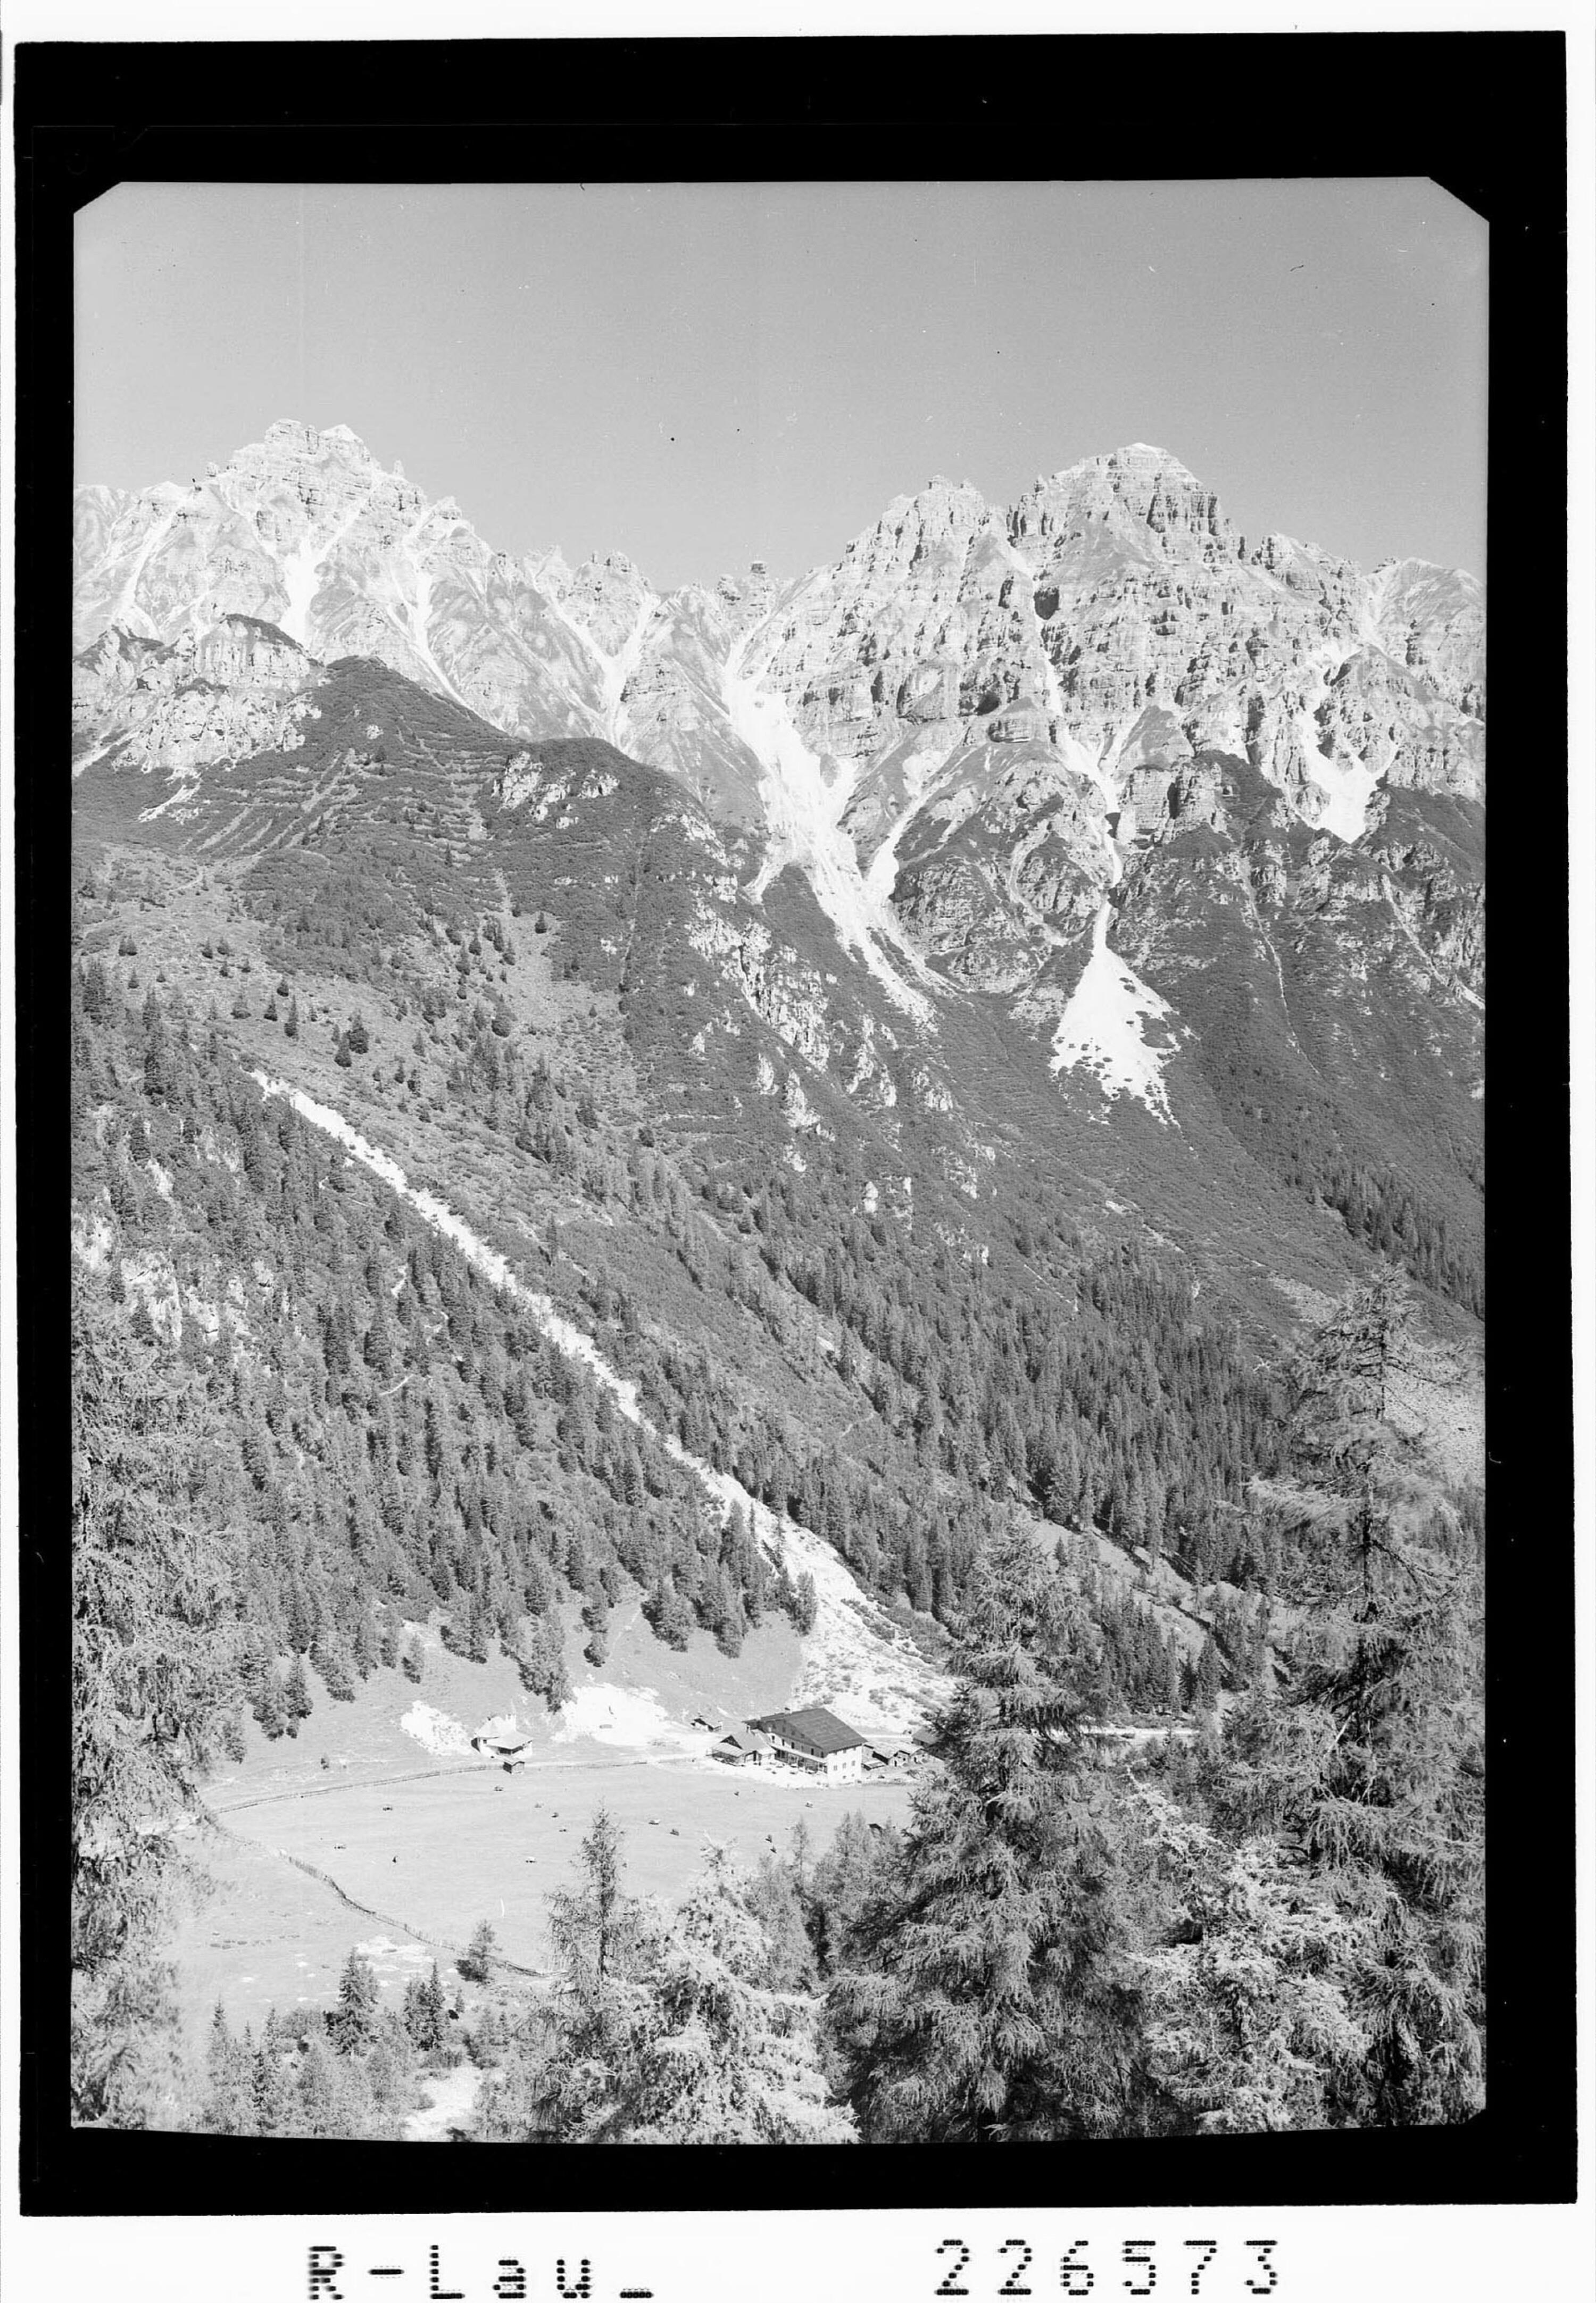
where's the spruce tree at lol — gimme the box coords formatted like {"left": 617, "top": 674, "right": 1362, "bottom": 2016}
{"left": 200, "top": 2000, "right": 259, "bottom": 2134}
{"left": 415, "top": 1963, "right": 448, "bottom": 2051}
{"left": 329, "top": 1949, "right": 381, "bottom": 2056}
{"left": 251, "top": 2031, "right": 298, "bottom": 2134}
{"left": 461, "top": 1919, "right": 498, "bottom": 1984}
{"left": 284, "top": 1653, "right": 313, "bottom": 1724}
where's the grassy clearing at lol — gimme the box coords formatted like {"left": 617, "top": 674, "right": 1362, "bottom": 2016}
{"left": 169, "top": 1615, "right": 906, "bottom": 2053}
{"left": 177, "top": 1753, "right": 912, "bottom": 2050}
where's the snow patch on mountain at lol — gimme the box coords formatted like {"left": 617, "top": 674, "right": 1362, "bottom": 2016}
{"left": 1060, "top": 725, "right": 1126, "bottom": 887}
{"left": 724, "top": 630, "right": 937, "bottom": 1028}
{"left": 1292, "top": 639, "right": 1382, "bottom": 842}
{"left": 533, "top": 569, "right": 656, "bottom": 742}
{"left": 859, "top": 733, "right": 971, "bottom": 894}
{"left": 274, "top": 485, "right": 380, "bottom": 649}
{"left": 277, "top": 535, "right": 322, "bottom": 648}
{"left": 603, "top": 597, "right": 656, "bottom": 744}
{"left": 1049, "top": 902, "right": 1177, "bottom": 1123}
{"left": 1304, "top": 750, "right": 1383, "bottom": 844}
{"left": 779, "top": 1514, "right": 942, "bottom": 1739}
{"left": 404, "top": 559, "right": 470, "bottom": 711}
{"left": 390, "top": 511, "right": 475, "bottom": 711}
{"left": 113, "top": 501, "right": 181, "bottom": 634}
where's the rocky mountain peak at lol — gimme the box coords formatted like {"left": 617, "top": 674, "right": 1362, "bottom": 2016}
{"left": 868, "top": 476, "right": 995, "bottom": 554}
{"left": 73, "top": 420, "right": 1487, "bottom": 895}
{"left": 1012, "top": 445, "right": 1234, "bottom": 573}
{"left": 257, "top": 417, "right": 379, "bottom": 465}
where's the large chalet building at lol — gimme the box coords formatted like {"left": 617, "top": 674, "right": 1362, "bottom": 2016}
{"left": 742, "top": 1706, "right": 869, "bottom": 1782}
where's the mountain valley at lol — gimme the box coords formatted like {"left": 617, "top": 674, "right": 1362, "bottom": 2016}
{"left": 68, "top": 421, "right": 1487, "bottom": 2141}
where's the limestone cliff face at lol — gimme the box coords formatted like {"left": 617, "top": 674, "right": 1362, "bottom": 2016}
{"left": 72, "top": 423, "right": 1483, "bottom": 1154}
{"left": 613, "top": 584, "right": 764, "bottom": 820}
{"left": 71, "top": 616, "right": 324, "bottom": 791}
{"left": 73, "top": 484, "right": 133, "bottom": 583}
{"left": 1370, "top": 558, "right": 1485, "bottom": 719}
{"left": 73, "top": 422, "right": 609, "bottom": 741}
{"left": 76, "top": 426, "right": 1483, "bottom": 857}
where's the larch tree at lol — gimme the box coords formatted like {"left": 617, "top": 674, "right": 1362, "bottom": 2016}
{"left": 1211, "top": 1275, "right": 1486, "bottom": 2126}
{"left": 1131, "top": 1786, "right": 1368, "bottom": 2132}
{"left": 827, "top": 1524, "right": 1152, "bottom": 2141}
{"left": 614, "top": 1843, "right": 854, "bottom": 2144}
{"left": 480, "top": 1805, "right": 655, "bottom": 2143}
{"left": 1213, "top": 1569, "right": 1485, "bottom": 2127}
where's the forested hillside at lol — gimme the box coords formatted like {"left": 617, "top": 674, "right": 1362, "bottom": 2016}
{"left": 71, "top": 914, "right": 1484, "bottom": 2134}
{"left": 65, "top": 428, "right": 1486, "bottom": 2144}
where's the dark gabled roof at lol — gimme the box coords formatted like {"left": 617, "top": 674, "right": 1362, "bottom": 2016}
{"left": 747, "top": 1706, "right": 866, "bottom": 1755}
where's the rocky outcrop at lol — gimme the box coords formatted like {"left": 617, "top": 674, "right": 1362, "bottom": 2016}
{"left": 72, "top": 422, "right": 1483, "bottom": 1151}
{"left": 76, "top": 423, "right": 1484, "bottom": 866}
{"left": 685, "top": 907, "right": 837, "bottom": 1072}
{"left": 71, "top": 615, "right": 324, "bottom": 789}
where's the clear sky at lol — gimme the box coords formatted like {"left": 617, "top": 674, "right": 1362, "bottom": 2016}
{"left": 76, "top": 178, "right": 1487, "bottom": 588}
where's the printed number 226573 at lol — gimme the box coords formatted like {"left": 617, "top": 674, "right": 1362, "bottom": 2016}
{"left": 934, "top": 2239, "right": 1279, "bottom": 2297}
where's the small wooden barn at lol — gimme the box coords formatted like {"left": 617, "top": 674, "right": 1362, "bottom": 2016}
{"left": 712, "top": 1727, "right": 775, "bottom": 1769}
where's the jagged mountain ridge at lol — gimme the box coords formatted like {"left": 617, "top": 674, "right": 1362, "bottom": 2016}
{"left": 72, "top": 421, "right": 1484, "bottom": 843}
{"left": 72, "top": 422, "right": 1484, "bottom": 1318}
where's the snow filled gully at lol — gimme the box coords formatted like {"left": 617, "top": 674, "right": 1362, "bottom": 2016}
{"left": 1037, "top": 718, "right": 1178, "bottom": 1124}
{"left": 273, "top": 484, "right": 380, "bottom": 651}
{"left": 534, "top": 578, "right": 655, "bottom": 747}
{"left": 249, "top": 1074, "right": 947, "bottom": 1737}
{"left": 721, "top": 627, "right": 938, "bottom": 1030}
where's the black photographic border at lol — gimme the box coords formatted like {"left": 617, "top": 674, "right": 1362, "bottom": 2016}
{"left": 13, "top": 25, "right": 1574, "bottom": 2218}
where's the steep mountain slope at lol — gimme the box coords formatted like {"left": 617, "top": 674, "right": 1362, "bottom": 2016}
{"left": 73, "top": 422, "right": 1484, "bottom": 1323}
{"left": 71, "top": 428, "right": 1483, "bottom": 1718}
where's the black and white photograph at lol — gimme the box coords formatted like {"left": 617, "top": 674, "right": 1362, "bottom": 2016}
{"left": 6, "top": 16, "right": 1585, "bottom": 2298}
{"left": 62, "top": 164, "right": 1497, "bottom": 2141}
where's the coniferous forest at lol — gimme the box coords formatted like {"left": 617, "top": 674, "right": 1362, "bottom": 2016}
{"left": 69, "top": 913, "right": 1485, "bottom": 2141}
